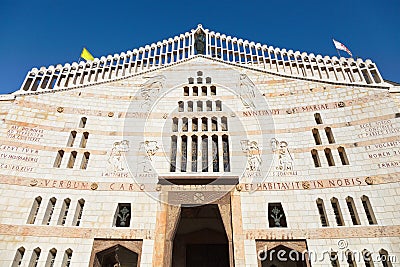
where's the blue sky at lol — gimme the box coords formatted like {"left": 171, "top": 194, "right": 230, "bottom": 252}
{"left": 0, "top": 0, "right": 399, "bottom": 94}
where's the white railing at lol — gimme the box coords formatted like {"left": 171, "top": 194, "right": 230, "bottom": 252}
{"left": 16, "top": 24, "right": 385, "bottom": 94}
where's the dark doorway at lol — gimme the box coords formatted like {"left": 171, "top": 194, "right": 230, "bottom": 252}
{"left": 94, "top": 245, "right": 138, "bottom": 267}
{"left": 172, "top": 204, "right": 230, "bottom": 267}
{"left": 260, "top": 245, "right": 308, "bottom": 267}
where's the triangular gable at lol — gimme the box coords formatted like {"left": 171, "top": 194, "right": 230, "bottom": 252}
{"left": 15, "top": 24, "right": 388, "bottom": 96}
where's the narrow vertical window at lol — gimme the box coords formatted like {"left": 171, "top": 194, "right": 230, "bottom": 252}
{"left": 330, "top": 252, "right": 339, "bottom": 267}
{"left": 11, "top": 247, "right": 25, "bottom": 267}
{"left": 172, "top": 118, "right": 178, "bottom": 132}
{"left": 170, "top": 136, "right": 177, "bottom": 172}
{"left": 192, "top": 118, "right": 198, "bottom": 131}
{"left": 184, "top": 86, "right": 189, "bottom": 96}
{"left": 54, "top": 150, "right": 64, "bottom": 168}
{"left": 181, "top": 135, "right": 188, "bottom": 172}
{"left": 114, "top": 203, "right": 131, "bottom": 227}
{"left": 338, "top": 147, "right": 349, "bottom": 165}
{"left": 346, "top": 250, "right": 356, "bottom": 267}
{"left": 79, "top": 117, "right": 87, "bottom": 128}
{"left": 314, "top": 113, "right": 323, "bottom": 124}
{"left": 58, "top": 198, "right": 71, "bottom": 226}
{"left": 206, "top": 100, "right": 212, "bottom": 111}
{"left": 361, "top": 195, "right": 377, "bottom": 225}
{"left": 197, "top": 101, "right": 203, "bottom": 112}
{"left": 43, "top": 197, "right": 57, "bottom": 225}
{"left": 45, "top": 248, "right": 57, "bottom": 267}
{"left": 211, "top": 86, "right": 216, "bottom": 95}
{"left": 67, "top": 151, "right": 77, "bottom": 168}
{"left": 312, "top": 128, "right": 322, "bottom": 145}
{"left": 202, "top": 117, "right": 208, "bottom": 131}
{"left": 193, "top": 86, "right": 198, "bottom": 96}
{"left": 80, "top": 132, "right": 89, "bottom": 148}
{"left": 331, "top": 197, "right": 344, "bottom": 226}
{"left": 201, "top": 86, "right": 207, "bottom": 96}
{"left": 182, "top": 118, "right": 188, "bottom": 132}
{"left": 62, "top": 249, "right": 73, "bottom": 267}
{"left": 222, "top": 135, "right": 230, "bottom": 172}
{"left": 346, "top": 196, "right": 360, "bottom": 225}
{"left": 311, "top": 149, "right": 321, "bottom": 167}
{"left": 211, "top": 117, "right": 218, "bottom": 131}
{"left": 221, "top": 117, "right": 228, "bottom": 131}
{"left": 188, "top": 101, "right": 193, "bottom": 112}
{"left": 212, "top": 135, "right": 219, "bottom": 172}
{"left": 268, "top": 203, "right": 287, "bottom": 227}
{"left": 80, "top": 152, "right": 90, "bottom": 169}
{"left": 216, "top": 100, "right": 222, "bottom": 111}
{"left": 362, "top": 250, "right": 374, "bottom": 267}
{"left": 27, "top": 196, "right": 42, "bottom": 224}
{"left": 72, "top": 199, "right": 85, "bottom": 226}
{"left": 325, "top": 127, "right": 335, "bottom": 143}
{"left": 379, "top": 249, "right": 392, "bottom": 267}
{"left": 316, "top": 198, "right": 329, "bottom": 227}
{"left": 66, "top": 131, "right": 77, "bottom": 147}
{"left": 192, "top": 135, "right": 198, "bottom": 172}
{"left": 178, "top": 101, "right": 184, "bottom": 112}
{"left": 325, "top": 148, "right": 335, "bottom": 166}
{"left": 29, "top": 247, "right": 41, "bottom": 267}
{"left": 202, "top": 135, "right": 208, "bottom": 172}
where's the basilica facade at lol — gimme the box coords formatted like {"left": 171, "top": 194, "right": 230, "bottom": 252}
{"left": 0, "top": 25, "right": 399, "bottom": 267}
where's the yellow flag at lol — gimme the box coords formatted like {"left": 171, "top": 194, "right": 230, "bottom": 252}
{"left": 80, "top": 47, "right": 94, "bottom": 61}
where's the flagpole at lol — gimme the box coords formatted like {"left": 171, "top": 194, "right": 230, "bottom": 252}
{"left": 336, "top": 48, "right": 341, "bottom": 58}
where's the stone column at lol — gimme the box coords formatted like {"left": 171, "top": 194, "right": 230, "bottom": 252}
{"left": 231, "top": 189, "right": 246, "bottom": 266}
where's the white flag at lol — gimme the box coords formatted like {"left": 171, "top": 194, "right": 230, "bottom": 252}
{"left": 333, "top": 39, "right": 353, "bottom": 57}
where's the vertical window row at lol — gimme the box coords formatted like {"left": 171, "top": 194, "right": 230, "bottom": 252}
{"left": 310, "top": 147, "right": 349, "bottom": 167}
{"left": 187, "top": 75, "right": 212, "bottom": 85}
{"left": 172, "top": 117, "right": 228, "bottom": 132}
{"left": 53, "top": 117, "right": 91, "bottom": 169}
{"left": 177, "top": 100, "right": 222, "bottom": 112}
{"left": 311, "top": 113, "right": 349, "bottom": 167}
{"left": 27, "top": 197, "right": 85, "bottom": 226}
{"left": 13, "top": 247, "right": 73, "bottom": 267}
{"left": 317, "top": 195, "right": 377, "bottom": 227}
{"left": 184, "top": 85, "right": 215, "bottom": 95}
{"left": 170, "top": 134, "right": 230, "bottom": 173}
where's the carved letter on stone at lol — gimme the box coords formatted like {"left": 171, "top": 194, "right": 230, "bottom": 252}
{"left": 140, "top": 75, "right": 166, "bottom": 110}
{"left": 241, "top": 140, "right": 262, "bottom": 171}
{"left": 238, "top": 74, "right": 256, "bottom": 108}
{"left": 270, "top": 138, "right": 293, "bottom": 171}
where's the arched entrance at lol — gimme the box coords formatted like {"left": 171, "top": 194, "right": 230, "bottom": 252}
{"left": 172, "top": 204, "right": 230, "bottom": 267}
{"left": 256, "top": 241, "right": 310, "bottom": 267}
{"left": 89, "top": 239, "right": 143, "bottom": 267}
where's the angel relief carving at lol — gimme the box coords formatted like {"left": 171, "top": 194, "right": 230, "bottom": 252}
{"left": 140, "top": 75, "right": 166, "bottom": 110}
{"left": 238, "top": 74, "right": 256, "bottom": 108}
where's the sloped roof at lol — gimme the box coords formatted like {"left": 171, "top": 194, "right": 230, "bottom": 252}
{"left": 12, "top": 24, "right": 390, "bottom": 96}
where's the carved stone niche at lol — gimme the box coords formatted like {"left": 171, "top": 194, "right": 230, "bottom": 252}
{"left": 89, "top": 239, "right": 143, "bottom": 267}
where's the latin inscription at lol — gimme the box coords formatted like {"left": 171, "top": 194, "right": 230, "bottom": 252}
{"left": 0, "top": 144, "right": 39, "bottom": 162}
{"left": 6, "top": 125, "right": 44, "bottom": 142}
{"left": 358, "top": 120, "right": 400, "bottom": 138}
{"left": 240, "top": 177, "right": 364, "bottom": 191}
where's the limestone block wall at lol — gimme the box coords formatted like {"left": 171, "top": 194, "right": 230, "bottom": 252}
{"left": 0, "top": 57, "right": 398, "bottom": 267}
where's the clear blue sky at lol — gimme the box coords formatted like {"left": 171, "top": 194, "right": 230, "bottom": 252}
{"left": 0, "top": 0, "right": 399, "bottom": 94}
